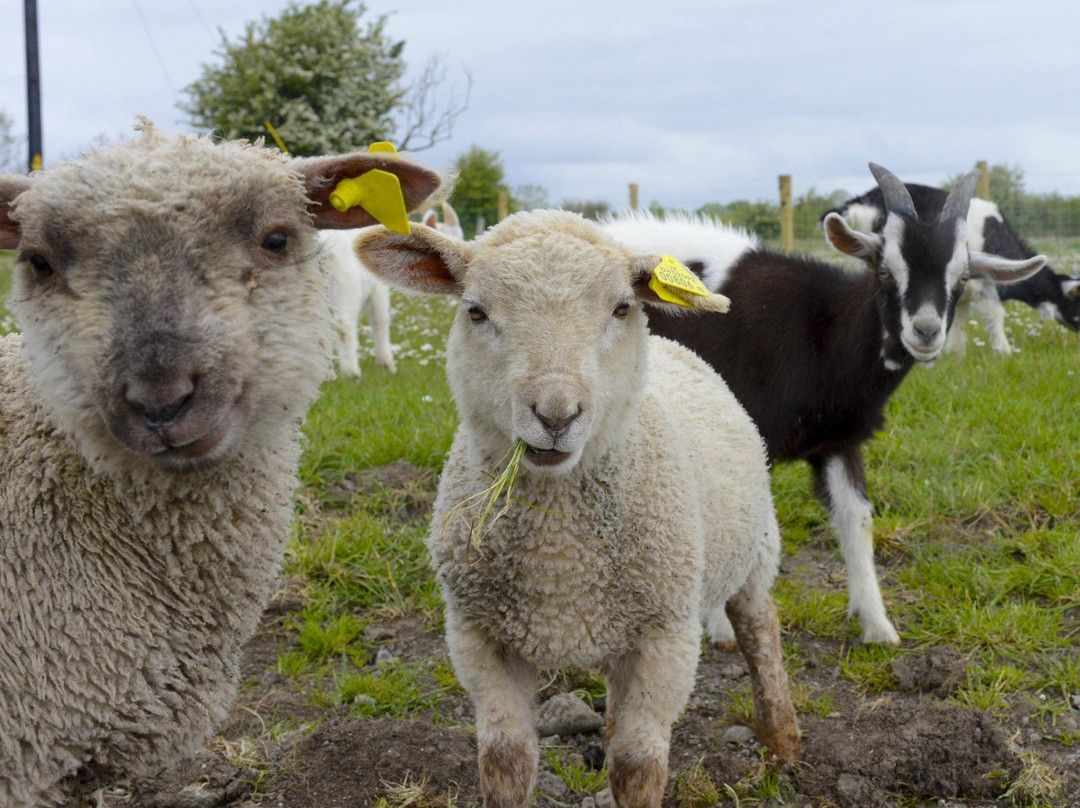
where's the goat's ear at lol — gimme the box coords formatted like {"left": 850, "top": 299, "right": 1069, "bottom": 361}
{"left": 970, "top": 251, "right": 1046, "bottom": 284}
{"left": 353, "top": 225, "right": 471, "bottom": 296}
{"left": 1060, "top": 278, "right": 1080, "bottom": 298}
{"left": 0, "top": 175, "right": 32, "bottom": 249}
{"left": 823, "top": 212, "right": 881, "bottom": 264}
{"left": 295, "top": 152, "right": 442, "bottom": 230}
{"left": 630, "top": 255, "right": 731, "bottom": 314}
{"left": 422, "top": 209, "right": 438, "bottom": 229}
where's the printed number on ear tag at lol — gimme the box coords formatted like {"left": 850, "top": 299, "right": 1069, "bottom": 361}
{"left": 648, "top": 255, "right": 709, "bottom": 306}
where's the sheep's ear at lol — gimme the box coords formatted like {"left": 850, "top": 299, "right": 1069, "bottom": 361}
{"left": 296, "top": 152, "right": 442, "bottom": 230}
{"left": 422, "top": 209, "right": 438, "bottom": 229}
{"left": 0, "top": 175, "right": 32, "bottom": 249}
{"left": 354, "top": 225, "right": 471, "bottom": 296}
{"left": 970, "top": 251, "right": 1046, "bottom": 284}
{"left": 823, "top": 211, "right": 882, "bottom": 264}
{"left": 630, "top": 255, "right": 731, "bottom": 314}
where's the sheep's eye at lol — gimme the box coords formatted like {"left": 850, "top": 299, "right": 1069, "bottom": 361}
{"left": 877, "top": 267, "right": 891, "bottom": 282}
{"left": 261, "top": 231, "right": 289, "bottom": 253}
{"left": 613, "top": 301, "right": 631, "bottom": 319}
{"left": 467, "top": 305, "right": 487, "bottom": 322}
{"left": 28, "top": 254, "right": 54, "bottom": 278}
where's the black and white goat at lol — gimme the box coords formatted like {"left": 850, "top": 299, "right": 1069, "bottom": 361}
{"left": 829, "top": 184, "right": 1080, "bottom": 356}
{"left": 603, "top": 165, "right": 1046, "bottom": 645}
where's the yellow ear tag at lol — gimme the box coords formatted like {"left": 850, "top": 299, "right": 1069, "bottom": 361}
{"left": 366, "top": 141, "right": 397, "bottom": 154}
{"left": 329, "top": 169, "right": 411, "bottom": 235}
{"left": 648, "top": 255, "right": 710, "bottom": 306}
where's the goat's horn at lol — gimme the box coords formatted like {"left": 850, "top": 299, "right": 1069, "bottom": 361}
{"left": 869, "top": 163, "right": 917, "bottom": 218}
{"left": 939, "top": 168, "right": 981, "bottom": 223}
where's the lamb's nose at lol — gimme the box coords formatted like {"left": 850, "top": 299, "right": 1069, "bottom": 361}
{"left": 126, "top": 377, "right": 195, "bottom": 430}
{"left": 533, "top": 405, "right": 581, "bottom": 438}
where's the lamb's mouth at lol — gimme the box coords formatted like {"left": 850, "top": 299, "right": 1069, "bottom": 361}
{"left": 156, "top": 405, "right": 240, "bottom": 465}
{"left": 524, "top": 444, "right": 573, "bottom": 466}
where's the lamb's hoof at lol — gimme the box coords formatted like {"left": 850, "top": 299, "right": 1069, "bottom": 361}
{"left": 711, "top": 639, "right": 738, "bottom": 652}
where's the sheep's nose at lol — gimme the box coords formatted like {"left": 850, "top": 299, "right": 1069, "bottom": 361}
{"left": 912, "top": 317, "right": 941, "bottom": 345}
{"left": 533, "top": 405, "right": 581, "bottom": 438}
{"left": 126, "top": 377, "right": 195, "bottom": 430}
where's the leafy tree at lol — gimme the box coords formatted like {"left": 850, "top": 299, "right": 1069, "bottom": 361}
{"left": 513, "top": 183, "right": 549, "bottom": 212}
{"left": 560, "top": 199, "right": 611, "bottom": 221}
{"left": 697, "top": 199, "right": 781, "bottom": 240}
{"left": 182, "top": 1, "right": 405, "bottom": 157}
{"left": 0, "top": 110, "right": 23, "bottom": 173}
{"left": 452, "top": 145, "right": 512, "bottom": 239}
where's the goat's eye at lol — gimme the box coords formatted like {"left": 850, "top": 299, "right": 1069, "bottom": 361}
{"left": 467, "top": 305, "right": 487, "bottom": 322}
{"left": 28, "top": 254, "right": 54, "bottom": 278}
{"left": 613, "top": 301, "right": 631, "bottom": 319}
{"left": 877, "top": 267, "right": 891, "bottom": 282}
{"left": 261, "top": 231, "right": 289, "bottom": 253}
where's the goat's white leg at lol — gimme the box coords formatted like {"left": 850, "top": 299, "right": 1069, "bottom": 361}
{"left": 363, "top": 282, "right": 396, "bottom": 373}
{"left": 725, "top": 572, "right": 800, "bottom": 762}
{"left": 971, "top": 282, "right": 1011, "bottom": 353}
{"left": 705, "top": 601, "right": 736, "bottom": 649}
{"left": 603, "top": 625, "right": 699, "bottom": 808}
{"left": 945, "top": 290, "right": 970, "bottom": 357}
{"left": 446, "top": 610, "right": 537, "bottom": 807}
{"left": 817, "top": 452, "right": 900, "bottom": 646}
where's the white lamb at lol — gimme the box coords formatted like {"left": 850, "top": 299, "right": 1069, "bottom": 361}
{"left": 355, "top": 210, "right": 799, "bottom": 808}
{"left": 325, "top": 200, "right": 463, "bottom": 378}
{"left": 0, "top": 121, "right": 439, "bottom": 807}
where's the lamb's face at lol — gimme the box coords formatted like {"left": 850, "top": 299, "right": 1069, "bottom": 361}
{"left": 1, "top": 128, "right": 441, "bottom": 476}
{"left": 448, "top": 231, "right": 649, "bottom": 475}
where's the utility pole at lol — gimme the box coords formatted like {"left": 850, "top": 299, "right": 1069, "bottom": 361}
{"left": 25, "top": 0, "right": 43, "bottom": 171}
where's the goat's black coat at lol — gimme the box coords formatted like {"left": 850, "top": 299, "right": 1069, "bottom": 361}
{"left": 648, "top": 249, "right": 909, "bottom": 466}
{"left": 826, "top": 184, "right": 1079, "bottom": 331}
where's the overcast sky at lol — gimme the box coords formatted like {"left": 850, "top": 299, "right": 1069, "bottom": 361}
{"left": 1, "top": 0, "right": 1078, "bottom": 209}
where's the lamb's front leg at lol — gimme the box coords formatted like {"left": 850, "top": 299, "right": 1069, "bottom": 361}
{"left": 603, "top": 625, "right": 699, "bottom": 808}
{"left": 815, "top": 450, "right": 900, "bottom": 646}
{"left": 445, "top": 610, "right": 538, "bottom": 808}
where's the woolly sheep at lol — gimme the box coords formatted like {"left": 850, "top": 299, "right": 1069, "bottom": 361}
{"left": 323, "top": 201, "right": 463, "bottom": 379}
{"left": 355, "top": 210, "right": 799, "bottom": 808}
{"left": 0, "top": 121, "right": 440, "bottom": 807}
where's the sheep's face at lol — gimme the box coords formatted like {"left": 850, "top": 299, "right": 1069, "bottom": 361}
{"left": 0, "top": 124, "right": 440, "bottom": 476}
{"left": 355, "top": 210, "right": 729, "bottom": 477}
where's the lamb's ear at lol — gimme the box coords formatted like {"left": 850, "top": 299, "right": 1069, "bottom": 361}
{"left": 1060, "top": 278, "right": 1080, "bottom": 298}
{"left": 823, "top": 211, "right": 882, "bottom": 264}
{"left": 970, "top": 251, "right": 1046, "bottom": 284}
{"left": 295, "top": 152, "right": 442, "bottom": 230}
{"left": 0, "top": 175, "right": 32, "bottom": 249}
{"left": 354, "top": 225, "right": 471, "bottom": 296}
{"left": 422, "top": 209, "right": 438, "bottom": 229}
{"left": 630, "top": 255, "right": 731, "bottom": 314}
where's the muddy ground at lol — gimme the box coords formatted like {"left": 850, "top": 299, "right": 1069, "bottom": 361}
{"left": 109, "top": 462, "right": 1079, "bottom": 808}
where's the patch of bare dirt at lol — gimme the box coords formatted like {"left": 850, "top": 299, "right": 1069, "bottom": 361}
{"left": 110, "top": 461, "right": 1080, "bottom": 808}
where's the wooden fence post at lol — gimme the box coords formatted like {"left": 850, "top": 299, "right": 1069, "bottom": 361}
{"left": 629, "top": 183, "right": 639, "bottom": 211}
{"left": 497, "top": 190, "right": 509, "bottom": 222}
{"left": 976, "top": 160, "right": 991, "bottom": 200}
{"left": 779, "top": 174, "right": 794, "bottom": 253}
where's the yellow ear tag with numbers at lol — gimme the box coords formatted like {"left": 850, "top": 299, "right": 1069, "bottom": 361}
{"left": 328, "top": 141, "right": 411, "bottom": 235}
{"left": 649, "top": 255, "right": 710, "bottom": 306}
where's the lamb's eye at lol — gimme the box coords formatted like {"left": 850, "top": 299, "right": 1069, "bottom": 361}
{"left": 28, "top": 254, "right": 54, "bottom": 278}
{"left": 613, "top": 301, "right": 631, "bottom": 319}
{"left": 261, "top": 231, "right": 289, "bottom": 253}
{"left": 467, "top": 305, "right": 487, "bottom": 322}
